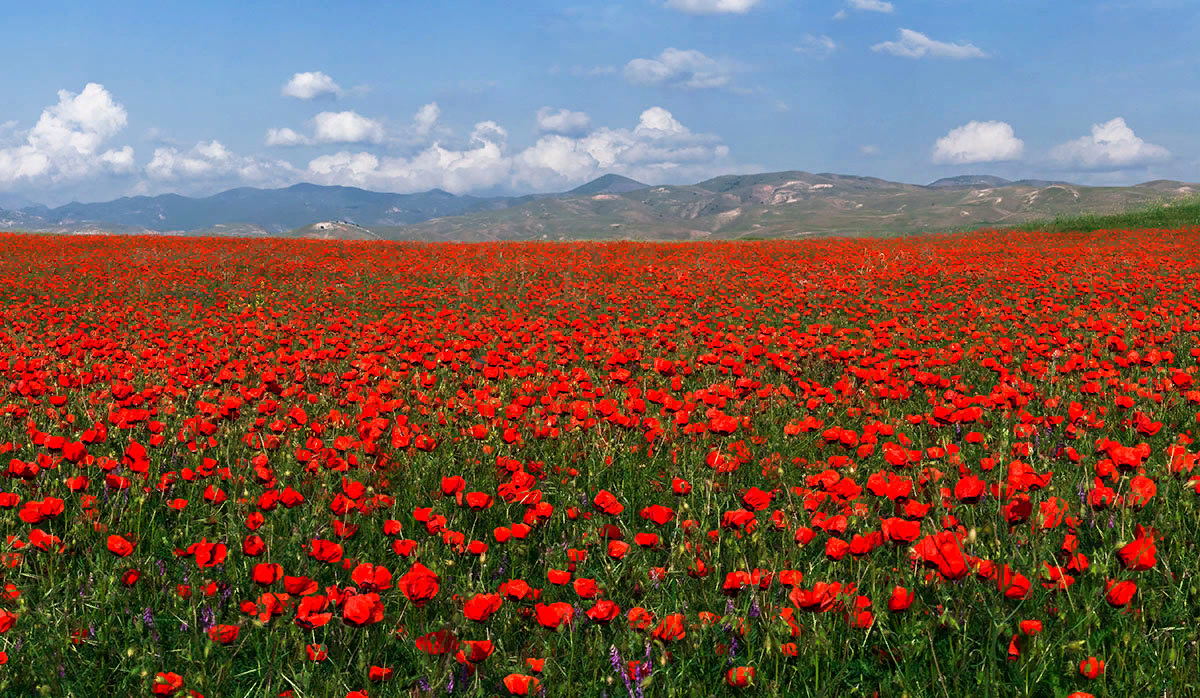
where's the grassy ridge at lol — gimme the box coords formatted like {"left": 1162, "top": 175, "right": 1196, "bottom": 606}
{"left": 1010, "top": 194, "right": 1200, "bottom": 233}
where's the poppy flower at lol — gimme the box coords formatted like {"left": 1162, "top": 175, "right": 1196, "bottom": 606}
{"left": 651, "top": 614, "right": 686, "bottom": 643}
{"left": 368, "top": 666, "right": 393, "bottom": 682}
{"left": 397, "top": 563, "right": 439, "bottom": 607}
{"left": 207, "top": 624, "right": 239, "bottom": 645}
{"left": 586, "top": 599, "right": 620, "bottom": 624}
{"left": 502, "top": 674, "right": 540, "bottom": 696}
{"left": 252, "top": 563, "right": 284, "bottom": 586}
{"left": 152, "top": 672, "right": 185, "bottom": 696}
{"left": 500, "top": 578, "right": 532, "bottom": 600}
{"left": 107, "top": 534, "right": 135, "bottom": 557}
{"left": 1105, "top": 579, "right": 1137, "bottom": 607}
{"left": 415, "top": 629, "right": 459, "bottom": 656}
{"left": 887, "top": 586, "right": 913, "bottom": 612}
{"left": 534, "top": 602, "right": 574, "bottom": 629}
{"left": 306, "top": 644, "right": 328, "bottom": 661}
{"left": 342, "top": 593, "right": 384, "bottom": 627}
{"left": 463, "top": 593, "right": 503, "bottom": 622}
{"left": 1079, "top": 656, "right": 1105, "bottom": 678}
{"left": 1117, "top": 536, "right": 1157, "bottom": 571}
{"left": 457, "top": 639, "right": 494, "bottom": 665}
{"left": 593, "top": 490, "right": 624, "bottom": 516}
{"left": 726, "top": 666, "right": 755, "bottom": 687}
{"left": 351, "top": 563, "right": 393, "bottom": 592}
{"left": 914, "top": 531, "right": 969, "bottom": 580}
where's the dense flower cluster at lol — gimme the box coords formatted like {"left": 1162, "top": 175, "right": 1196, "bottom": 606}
{"left": 0, "top": 230, "right": 1197, "bottom": 696}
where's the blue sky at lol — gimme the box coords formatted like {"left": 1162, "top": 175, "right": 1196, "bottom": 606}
{"left": 1, "top": 0, "right": 1197, "bottom": 206}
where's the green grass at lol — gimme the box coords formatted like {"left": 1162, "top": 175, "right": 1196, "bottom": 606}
{"left": 1007, "top": 195, "right": 1200, "bottom": 233}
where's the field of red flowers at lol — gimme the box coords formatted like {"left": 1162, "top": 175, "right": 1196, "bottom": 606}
{"left": 0, "top": 229, "right": 1198, "bottom": 697}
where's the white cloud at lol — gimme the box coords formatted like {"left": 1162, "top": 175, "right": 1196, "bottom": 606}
{"left": 281, "top": 71, "right": 342, "bottom": 100}
{"left": 625, "top": 48, "right": 736, "bottom": 89}
{"left": 833, "top": 9, "right": 849, "bottom": 19}
{"left": 413, "top": 102, "right": 440, "bottom": 138}
{"left": 306, "top": 106, "right": 734, "bottom": 194}
{"left": 848, "top": 0, "right": 894, "bottom": 12}
{"left": 774, "top": 100, "right": 790, "bottom": 113}
{"left": 872, "top": 29, "right": 987, "bottom": 59}
{"left": 860, "top": 144, "right": 880, "bottom": 155}
{"left": 0, "top": 83, "right": 135, "bottom": 186}
{"left": 795, "top": 34, "right": 837, "bottom": 56}
{"left": 1050, "top": 117, "right": 1170, "bottom": 169}
{"left": 265, "top": 127, "right": 311, "bottom": 147}
{"left": 536, "top": 107, "right": 592, "bottom": 135}
{"left": 312, "top": 111, "right": 385, "bottom": 144}
{"left": 932, "top": 121, "right": 1023, "bottom": 164}
{"left": 145, "top": 140, "right": 298, "bottom": 184}
{"left": 664, "top": 0, "right": 760, "bottom": 14}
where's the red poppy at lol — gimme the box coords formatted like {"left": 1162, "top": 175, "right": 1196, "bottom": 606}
{"left": 107, "top": 534, "right": 135, "bottom": 557}
{"left": 726, "top": 666, "right": 755, "bottom": 687}
{"left": 415, "top": 629, "right": 459, "bottom": 656}
{"left": 368, "top": 666, "right": 393, "bottom": 682}
{"left": 651, "top": 614, "right": 686, "bottom": 643}
{"left": 397, "top": 563, "right": 439, "bottom": 607}
{"left": 887, "top": 586, "right": 913, "bottom": 612}
{"left": 342, "top": 593, "right": 384, "bottom": 627}
{"left": 463, "top": 593, "right": 503, "bottom": 622}
{"left": 207, "top": 624, "right": 239, "bottom": 645}
{"left": 1079, "top": 656, "right": 1105, "bottom": 678}
{"left": 502, "top": 674, "right": 540, "bottom": 696}
{"left": 534, "top": 602, "right": 574, "bottom": 629}
{"left": 350, "top": 563, "right": 393, "bottom": 592}
{"left": 152, "top": 672, "right": 184, "bottom": 696}
{"left": 593, "top": 490, "right": 624, "bottom": 516}
{"left": 1105, "top": 579, "right": 1137, "bottom": 607}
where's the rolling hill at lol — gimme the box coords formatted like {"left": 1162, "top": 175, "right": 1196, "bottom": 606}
{"left": 2, "top": 172, "right": 1195, "bottom": 240}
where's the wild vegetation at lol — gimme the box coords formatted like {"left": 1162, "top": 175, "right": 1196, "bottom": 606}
{"left": 0, "top": 225, "right": 1198, "bottom": 697}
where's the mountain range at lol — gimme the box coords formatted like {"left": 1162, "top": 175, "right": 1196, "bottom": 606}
{"left": 1, "top": 172, "right": 1195, "bottom": 240}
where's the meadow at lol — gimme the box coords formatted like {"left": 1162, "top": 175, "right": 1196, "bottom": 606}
{"left": 0, "top": 226, "right": 1198, "bottom": 697}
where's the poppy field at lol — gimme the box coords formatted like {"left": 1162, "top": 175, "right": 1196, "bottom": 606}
{"left": 2, "top": 228, "right": 1200, "bottom": 698}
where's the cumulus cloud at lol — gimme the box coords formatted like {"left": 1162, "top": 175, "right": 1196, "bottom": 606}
{"left": 312, "top": 111, "right": 385, "bottom": 144}
{"left": 664, "top": 0, "right": 760, "bottom": 14}
{"left": 413, "top": 102, "right": 441, "bottom": 138}
{"left": 932, "top": 121, "right": 1024, "bottom": 164}
{"left": 267, "top": 103, "right": 440, "bottom": 148}
{"left": 848, "top": 0, "right": 893, "bottom": 12}
{"left": 0, "top": 83, "right": 136, "bottom": 186}
{"left": 281, "top": 71, "right": 343, "bottom": 100}
{"left": 795, "top": 34, "right": 837, "bottom": 56}
{"left": 305, "top": 106, "right": 734, "bottom": 194}
{"left": 265, "top": 127, "right": 311, "bottom": 147}
{"left": 872, "top": 29, "right": 987, "bottom": 59}
{"left": 1050, "top": 117, "right": 1170, "bottom": 169}
{"left": 536, "top": 107, "right": 592, "bottom": 135}
{"left": 625, "top": 48, "right": 736, "bottom": 89}
{"left": 145, "top": 140, "right": 298, "bottom": 185}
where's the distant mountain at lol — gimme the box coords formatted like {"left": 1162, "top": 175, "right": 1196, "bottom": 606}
{"left": 359, "top": 172, "right": 1200, "bottom": 241}
{"left": 4, "top": 172, "right": 1197, "bottom": 240}
{"left": 567, "top": 174, "right": 646, "bottom": 196}
{"left": 927, "top": 175, "right": 1012, "bottom": 189}
{"left": 38, "top": 183, "right": 516, "bottom": 233}
{"left": 0, "top": 193, "right": 40, "bottom": 210}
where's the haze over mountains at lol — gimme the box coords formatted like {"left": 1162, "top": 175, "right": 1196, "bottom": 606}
{"left": 1, "top": 171, "right": 1195, "bottom": 241}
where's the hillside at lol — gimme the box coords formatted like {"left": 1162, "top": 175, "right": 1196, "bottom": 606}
{"left": 2, "top": 172, "right": 1196, "bottom": 240}
{"left": 362, "top": 172, "right": 1199, "bottom": 241}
